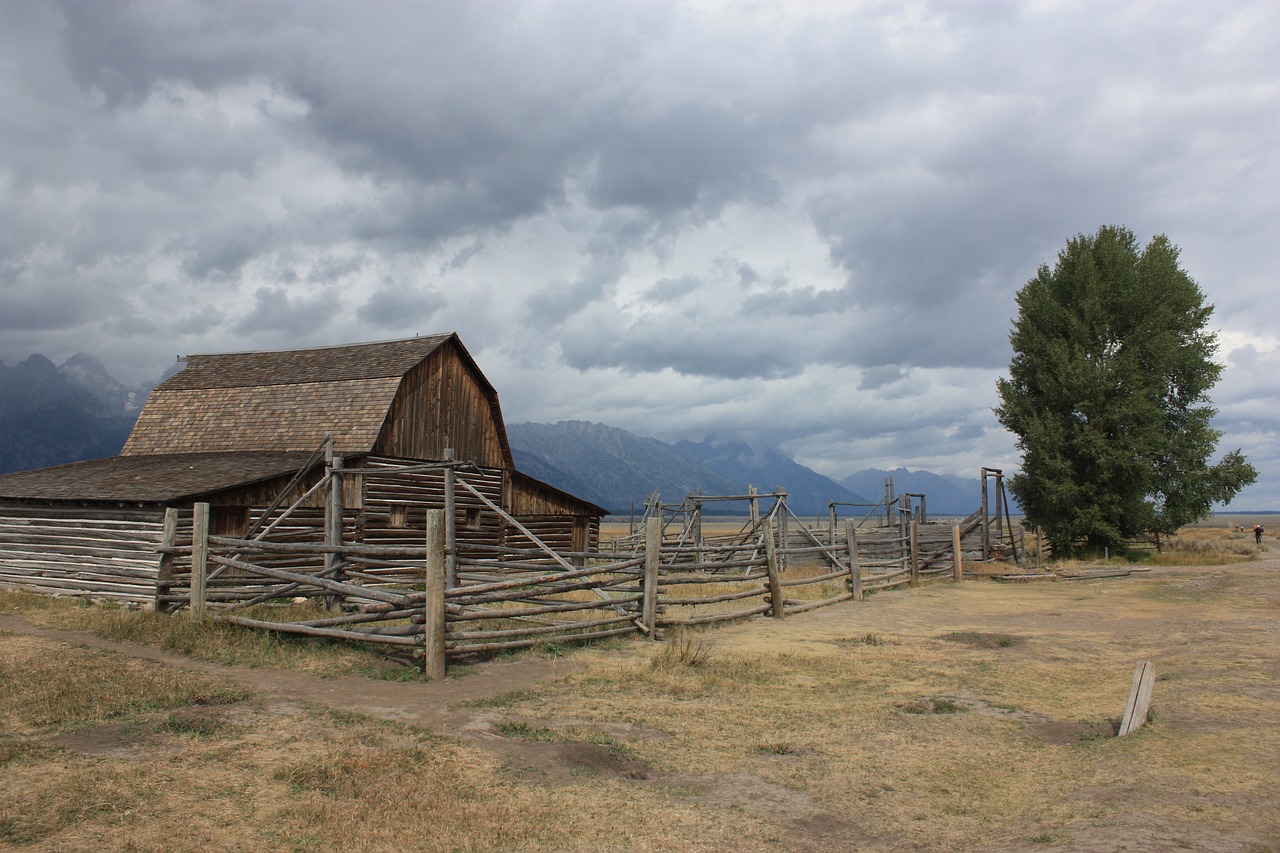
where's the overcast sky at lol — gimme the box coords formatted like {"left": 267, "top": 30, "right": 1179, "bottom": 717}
{"left": 1, "top": 1, "right": 1277, "bottom": 508}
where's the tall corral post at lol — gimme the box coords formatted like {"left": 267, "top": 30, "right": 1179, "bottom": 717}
{"left": 993, "top": 468, "right": 1005, "bottom": 555}
{"left": 423, "top": 509, "right": 447, "bottom": 680}
{"left": 642, "top": 516, "right": 661, "bottom": 638}
{"left": 763, "top": 520, "right": 785, "bottom": 619}
{"left": 692, "top": 494, "right": 703, "bottom": 565}
{"left": 952, "top": 524, "right": 964, "bottom": 581}
{"left": 748, "top": 485, "right": 759, "bottom": 528}
{"left": 828, "top": 502, "right": 837, "bottom": 546}
{"left": 898, "top": 507, "right": 909, "bottom": 577}
{"left": 155, "top": 507, "right": 179, "bottom": 611}
{"left": 777, "top": 492, "right": 790, "bottom": 572}
{"left": 191, "top": 502, "right": 209, "bottom": 617}
{"left": 845, "top": 519, "right": 862, "bottom": 601}
{"left": 443, "top": 448, "right": 458, "bottom": 587}
{"left": 909, "top": 519, "right": 920, "bottom": 583}
{"left": 325, "top": 456, "right": 344, "bottom": 608}
{"left": 981, "top": 468, "right": 991, "bottom": 560}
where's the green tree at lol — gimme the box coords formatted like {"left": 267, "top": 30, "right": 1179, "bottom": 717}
{"left": 995, "top": 225, "right": 1255, "bottom": 554}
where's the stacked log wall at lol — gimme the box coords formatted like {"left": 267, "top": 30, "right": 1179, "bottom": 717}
{"left": 0, "top": 504, "right": 166, "bottom": 601}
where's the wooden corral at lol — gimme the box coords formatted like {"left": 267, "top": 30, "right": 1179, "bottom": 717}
{"left": 0, "top": 335, "right": 604, "bottom": 603}
{"left": 153, "top": 503, "right": 977, "bottom": 668}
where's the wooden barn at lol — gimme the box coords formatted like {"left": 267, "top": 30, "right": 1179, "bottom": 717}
{"left": 0, "top": 335, "right": 605, "bottom": 603}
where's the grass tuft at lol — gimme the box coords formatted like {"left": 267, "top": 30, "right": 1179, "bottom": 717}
{"left": 650, "top": 630, "right": 715, "bottom": 670}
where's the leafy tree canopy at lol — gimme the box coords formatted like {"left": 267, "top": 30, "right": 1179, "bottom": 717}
{"left": 995, "top": 225, "right": 1256, "bottom": 553}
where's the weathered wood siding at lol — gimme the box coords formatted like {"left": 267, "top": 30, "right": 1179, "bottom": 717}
{"left": 374, "top": 344, "right": 510, "bottom": 467}
{"left": 0, "top": 504, "right": 165, "bottom": 602}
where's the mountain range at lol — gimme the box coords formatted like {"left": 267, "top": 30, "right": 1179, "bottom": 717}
{"left": 0, "top": 354, "right": 150, "bottom": 475}
{"left": 507, "top": 420, "right": 987, "bottom": 517}
{"left": 0, "top": 352, "right": 989, "bottom": 517}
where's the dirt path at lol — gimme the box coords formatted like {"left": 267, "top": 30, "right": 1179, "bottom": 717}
{"left": 0, "top": 614, "right": 577, "bottom": 732}
{"left": 0, "top": 613, "right": 600, "bottom": 779}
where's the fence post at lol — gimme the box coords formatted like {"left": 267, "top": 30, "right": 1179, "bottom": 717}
{"left": 952, "top": 523, "right": 963, "bottom": 581}
{"left": 443, "top": 448, "right": 457, "bottom": 587}
{"left": 763, "top": 520, "right": 785, "bottom": 619}
{"left": 156, "top": 507, "right": 179, "bottom": 611}
{"left": 829, "top": 502, "right": 837, "bottom": 546}
{"left": 325, "top": 456, "right": 344, "bottom": 610}
{"left": 424, "top": 509, "right": 447, "bottom": 680}
{"left": 909, "top": 519, "right": 920, "bottom": 583}
{"left": 845, "top": 519, "right": 862, "bottom": 601}
{"left": 981, "top": 470, "right": 991, "bottom": 560}
{"left": 191, "top": 502, "right": 209, "bottom": 617}
{"left": 643, "top": 516, "right": 661, "bottom": 638}
{"left": 778, "top": 493, "right": 790, "bottom": 572}
{"left": 693, "top": 496, "right": 703, "bottom": 566}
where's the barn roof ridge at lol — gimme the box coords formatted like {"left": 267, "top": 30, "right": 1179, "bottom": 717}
{"left": 159, "top": 333, "right": 458, "bottom": 391}
{"left": 181, "top": 333, "right": 455, "bottom": 358}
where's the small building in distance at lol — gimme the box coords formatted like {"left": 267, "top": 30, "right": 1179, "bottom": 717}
{"left": 0, "top": 334, "right": 605, "bottom": 603}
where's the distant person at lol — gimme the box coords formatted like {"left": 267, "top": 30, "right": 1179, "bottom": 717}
{"left": 1254, "top": 525, "right": 1264, "bottom": 545}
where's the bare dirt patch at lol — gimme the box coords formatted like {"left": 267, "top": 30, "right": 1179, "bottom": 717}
{"left": 939, "top": 630, "right": 1026, "bottom": 648}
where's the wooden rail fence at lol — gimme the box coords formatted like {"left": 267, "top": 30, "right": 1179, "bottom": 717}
{"left": 157, "top": 498, "right": 980, "bottom": 675}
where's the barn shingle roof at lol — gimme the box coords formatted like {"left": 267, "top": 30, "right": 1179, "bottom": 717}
{"left": 156, "top": 334, "right": 454, "bottom": 390}
{"left": 122, "top": 335, "right": 458, "bottom": 457}
{"left": 0, "top": 452, "right": 320, "bottom": 504}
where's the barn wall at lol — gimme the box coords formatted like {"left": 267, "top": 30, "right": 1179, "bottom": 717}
{"left": 0, "top": 503, "right": 166, "bottom": 602}
{"left": 375, "top": 344, "right": 509, "bottom": 468}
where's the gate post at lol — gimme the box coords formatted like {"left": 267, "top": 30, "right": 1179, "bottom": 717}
{"left": 642, "top": 516, "right": 661, "bottom": 638}
{"left": 909, "top": 519, "right": 920, "bottom": 583}
{"left": 191, "top": 502, "right": 209, "bottom": 617}
{"left": 443, "top": 448, "right": 457, "bottom": 587}
{"left": 424, "top": 509, "right": 447, "bottom": 680}
{"left": 763, "top": 520, "right": 785, "bottom": 619}
{"left": 952, "top": 523, "right": 964, "bottom": 581}
{"left": 845, "top": 519, "right": 862, "bottom": 601}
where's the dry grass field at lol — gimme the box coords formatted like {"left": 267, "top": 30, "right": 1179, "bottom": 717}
{"left": 2, "top": 547, "right": 1277, "bottom": 851}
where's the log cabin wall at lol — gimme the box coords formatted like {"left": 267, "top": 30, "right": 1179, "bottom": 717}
{"left": 360, "top": 457, "right": 505, "bottom": 561}
{"left": 0, "top": 502, "right": 166, "bottom": 601}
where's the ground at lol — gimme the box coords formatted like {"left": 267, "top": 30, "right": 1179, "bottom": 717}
{"left": 1, "top": 557, "right": 1277, "bottom": 851}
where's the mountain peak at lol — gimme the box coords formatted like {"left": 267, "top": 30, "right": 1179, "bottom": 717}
{"left": 16, "top": 354, "right": 58, "bottom": 374}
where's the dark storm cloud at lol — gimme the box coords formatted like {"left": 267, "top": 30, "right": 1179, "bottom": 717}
{"left": 560, "top": 317, "right": 806, "bottom": 381}
{"left": 741, "top": 284, "right": 841, "bottom": 318}
{"left": 356, "top": 286, "right": 447, "bottom": 331}
{"left": 177, "top": 218, "right": 276, "bottom": 280}
{"left": 584, "top": 103, "right": 784, "bottom": 217}
{"left": 858, "top": 365, "right": 909, "bottom": 391}
{"left": 232, "top": 287, "right": 337, "bottom": 335}
{"left": 643, "top": 276, "right": 702, "bottom": 303}
{"left": 441, "top": 241, "right": 485, "bottom": 275}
